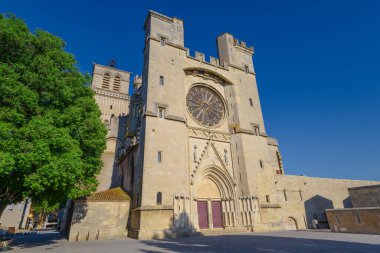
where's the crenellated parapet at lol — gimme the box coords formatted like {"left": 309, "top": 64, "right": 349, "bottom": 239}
{"left": 232, "top": 37, "right": 254, "bottom": 54}
{"left": 217, "top": 33, "right": 255, "bottom": 73}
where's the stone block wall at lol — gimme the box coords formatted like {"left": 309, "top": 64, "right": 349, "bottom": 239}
{"left": 326, "top": 208, "right": 380, "bottom": 234}
{"left": 0, "top": 200, "right": 31, "bottom": 229}
{"left": 274, "top": 175, "right": 379, "bottom": 230}
{"left": 130, "top": 208, "right": 174, "bottom": 239}
{"left": 68, "top": 201, "right": 130, "bottom": 241}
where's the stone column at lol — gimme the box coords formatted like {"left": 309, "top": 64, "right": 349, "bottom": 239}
{"left": 207, "top": 199, "right": 213, "bottom": 229}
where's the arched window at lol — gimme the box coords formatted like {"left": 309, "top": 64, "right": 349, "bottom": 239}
{"left": 102, "top": 73, "right": 110, "bottom": 89}
{"left": 156, "top": 192, "right": 162, "bottom": 205}
{"left": 113, "top": 75, "right": 121, "bottom": 91}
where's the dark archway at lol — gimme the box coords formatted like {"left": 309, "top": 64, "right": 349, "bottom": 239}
{"left": 304, "top": 195, "right": 333, "bottom": 229}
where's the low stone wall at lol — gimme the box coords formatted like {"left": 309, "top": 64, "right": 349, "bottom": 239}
{"left": 274, "top": 175, "right": 380, "bottom": 230}
{"left": 68, "top": 201, "right": 130, "bottom": 241}
{"left": 131, "top": 208, "right": 175, "bottom": 239}
{"left": 326, "top": 207, "right": 380, "bottom": 234}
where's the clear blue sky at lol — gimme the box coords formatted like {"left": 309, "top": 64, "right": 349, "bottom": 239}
{"left": 2, "top": 0, "right": 380, "bottom": 181}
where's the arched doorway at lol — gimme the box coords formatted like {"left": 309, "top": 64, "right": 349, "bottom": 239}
{"left": 285, "top": 217, "right": 298, "bottom": 230}
{"left": 192, "top": 166, "right": 236, "bottom": 230}
{"left": 196, "top": 178, "right": 223, "bottom": 229}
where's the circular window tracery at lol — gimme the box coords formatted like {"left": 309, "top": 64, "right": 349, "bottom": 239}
{"left": 186, "top": 85, "right": 225, "bottom": 127}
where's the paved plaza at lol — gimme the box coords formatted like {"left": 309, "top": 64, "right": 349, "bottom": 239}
{"left": 4, "top": 230, "right": 380, "bottom": 253}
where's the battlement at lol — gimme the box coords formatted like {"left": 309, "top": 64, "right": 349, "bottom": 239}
{"left": 185, "top": 32, "right": 256, "bottom": 72}
{"left": 217, "top": 33, "right": 255, "bottom": 72}
{"left": 233, "top": 37, "right": 254, "bottom": 53}
{"left": 183, "top": 50, "right": 231, "bottom": 70}
{"left": 145, "top": 11, "right": 255, "bottom": 73}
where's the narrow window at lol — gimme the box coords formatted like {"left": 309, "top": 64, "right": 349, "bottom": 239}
{"left": 110, "top": 105, "right": 113, "bottom": 109}
{"left": 156, "top": 192, "right": 162, "bottom": 205}
{"left": 299, "top": 190, "right": 303, "bottom": 201}
{"left": 160, "top": 37, "right": 166, "bottom": 46}
{"left": 266, "top": 195, "right": 270, "bottom": 203}
{"left": 249, "top": 98, "right": 253, "bottom": 107}
{"left": 335, "top": 215, "right": 341, "bottom": 224}
{"left": 259, "top": 160, "right": 264, "bottom": 168}
{"left": 356, "top": 213, "right": 361, "bottom": 223}
{"left": 239, "top": 172, "right": 242, "bottom": 182}
{"left": 157, "top": 151, "right": 162, "bottom": 163}
{"left": 158, "top": 107, "right": 165, "bottom": 119}
{"left": 159, "top": 76, "right": 164, "bottom": 85}
{"left": 113, "top": 75, "right": 121, "bottom": 91}
{"left": 245, "top": 65, "right": 249, "bottom": 73}
{"left": 102, "top": 73, "right": 110, "bottom": 89}
{"left": 283, "top": 189, "right": 287, "bottom": 201}
{"left": 237, "top": 156, "right": 240, "bottom": 164}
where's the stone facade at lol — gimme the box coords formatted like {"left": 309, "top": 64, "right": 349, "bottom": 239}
{"left": 91, "top": 63, "right": 131, "bottom": 191}
{"left": 77, "top": 10, "right": 380, "bottom": 240}
{"left": 118, "top": 10, "right": 380, "bottom": 239}
{"left": 326, "top": 208, "right": 380, "bottom": 234}
{"left": 61, "top": 64, "right": 132, "bottom": 241}
{"left": 274, "top": 176, "right": 379, "bottom": 230}
{"left": 325, "top": 184, "right": 380, "bottom": 234}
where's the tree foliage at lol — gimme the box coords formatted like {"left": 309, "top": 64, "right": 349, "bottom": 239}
{"left": 0, "top": 14, "right": 107, "bottom": 212}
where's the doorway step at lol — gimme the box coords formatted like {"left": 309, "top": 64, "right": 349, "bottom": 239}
{"left": 198, "top": 227, "right": 250, "bottom": 236}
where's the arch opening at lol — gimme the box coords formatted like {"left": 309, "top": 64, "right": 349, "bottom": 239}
{"left": 285, "top": 217, "right": 298, "bottom": 230}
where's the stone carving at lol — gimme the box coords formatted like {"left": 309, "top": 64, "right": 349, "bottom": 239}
{"left": 188, "top": 127, "right": 230, "bottom": 142}
{"left": 224, "top": 149, "right": 228, "bottom": 166}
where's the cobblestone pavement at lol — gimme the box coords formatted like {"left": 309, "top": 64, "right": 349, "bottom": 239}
{"left": 4, "top": 230, "right": 380, "bottom": 253}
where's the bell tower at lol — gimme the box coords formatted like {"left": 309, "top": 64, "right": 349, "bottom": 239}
{"left": 91, "top": 62, "right": 131, "bottom": 191}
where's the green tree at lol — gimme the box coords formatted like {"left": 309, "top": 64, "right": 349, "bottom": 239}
{"left": 0, "top": 14, "right": 107, "bottom": 212}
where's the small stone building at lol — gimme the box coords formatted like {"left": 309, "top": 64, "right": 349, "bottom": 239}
{"left": 326, "top": 185, "right": 380, "bottom": 234}
{"left": 65, "top": 188, "right": 130, "bottom": 241}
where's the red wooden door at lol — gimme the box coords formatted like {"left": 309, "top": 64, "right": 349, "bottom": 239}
{"left": 197, "top": 201, "right": 209, "bottom": 229}
{"left": 212, "top": 201, "right": 223, "bottom": 228}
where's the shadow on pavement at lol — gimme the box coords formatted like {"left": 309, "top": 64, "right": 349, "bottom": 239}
{"left": 5, "top": 232, "right": 63, "bottom": 251}
{"left": 139, "top": 233, "right": 380, "bottom": 253}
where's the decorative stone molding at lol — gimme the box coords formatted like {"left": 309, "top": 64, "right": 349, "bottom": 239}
{"left": 184, "top": 68, "right": 233, "bottom": 85}
{"left": 92, "top": 87, "right": 130, "bottom": 99}
{"left": 188, "top": 126, "right": 230, "bottom": 143}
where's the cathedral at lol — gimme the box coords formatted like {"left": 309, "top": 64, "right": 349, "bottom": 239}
{"left": 64, "top": 11, "right": 379, "bottom": 240}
